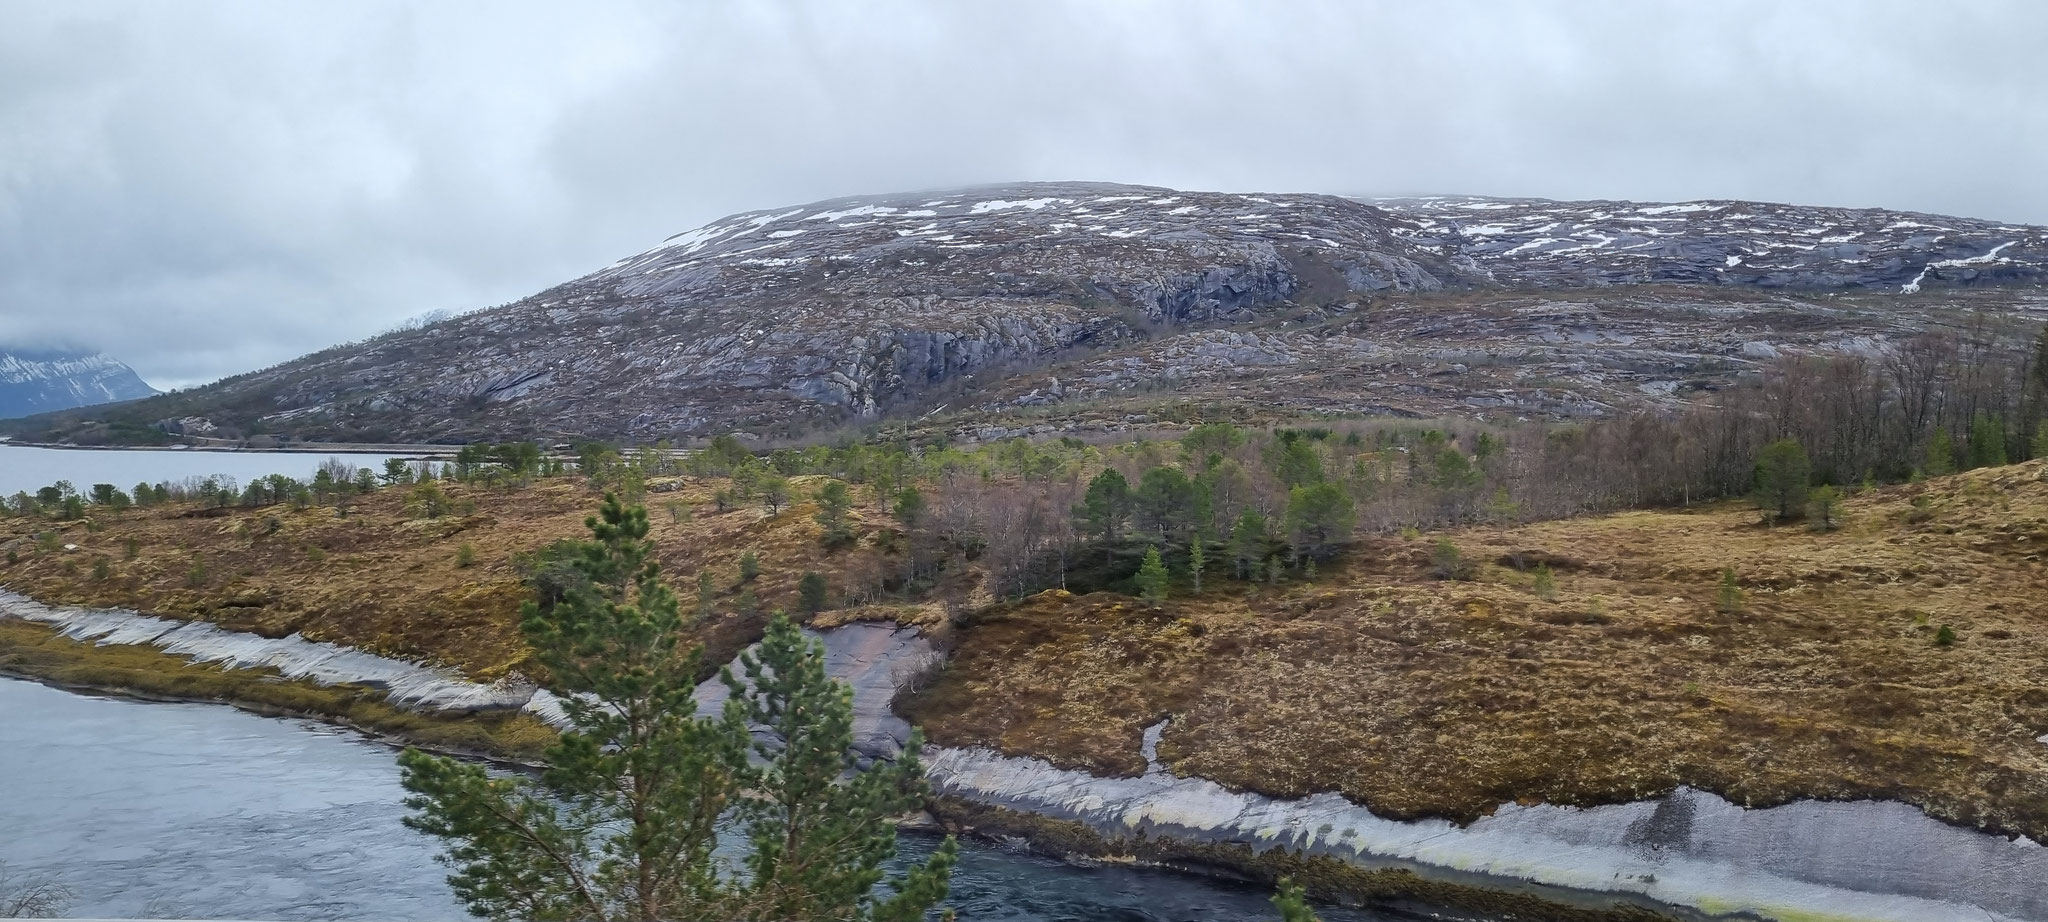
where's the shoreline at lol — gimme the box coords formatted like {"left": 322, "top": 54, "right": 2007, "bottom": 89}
{"left": 6, "top": 594, "right": 2044, "bottom": 921}
{"left": 0, "top": 438, "right": 457, "bottom": 455}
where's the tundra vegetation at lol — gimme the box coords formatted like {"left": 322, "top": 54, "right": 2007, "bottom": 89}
{"left": 3, "top": 344, "right": 2048, "bottom": 870}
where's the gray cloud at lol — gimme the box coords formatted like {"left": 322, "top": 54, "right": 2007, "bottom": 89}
{"left": 2, "top": 0, "right": 2043, "bottom": 388}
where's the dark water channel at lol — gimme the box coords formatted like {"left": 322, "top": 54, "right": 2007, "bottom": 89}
{"left": 0, "top": 677, "right": 1407, "bottom": 921}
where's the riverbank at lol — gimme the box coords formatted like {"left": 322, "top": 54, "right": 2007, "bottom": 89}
{"left": 0, "top": 619, "right": 554, "bottom": 763}
{"left": 9, "top": 595, "right": 2048, "bottom": 921}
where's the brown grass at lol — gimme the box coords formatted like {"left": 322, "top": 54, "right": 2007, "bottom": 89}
{"left": 0, "top": 475, "right": 927, "bottom": 679}
{"left": 905, "top": 461, "right": 2048, "bottom": 840}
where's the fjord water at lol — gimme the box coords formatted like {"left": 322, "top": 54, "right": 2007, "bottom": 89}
{"left": 0, "top": 444, "right": 421, "bottom": 497}
{"left": 0, "top": 678, "right": 1396, "bottom": 922}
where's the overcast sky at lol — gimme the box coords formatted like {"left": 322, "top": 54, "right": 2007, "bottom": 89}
{"left": 3, "top": 0, "right": 2044, "bottom": 388}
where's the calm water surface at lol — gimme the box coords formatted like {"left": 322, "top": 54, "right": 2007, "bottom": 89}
{"left": 0, "top": 678, "right": 1401, "bottom": 921}
{"left": 0, "top": 444, "right": 422, "bottom": 497}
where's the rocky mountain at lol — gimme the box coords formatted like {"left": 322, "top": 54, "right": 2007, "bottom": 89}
{"left": 0, "top": 349, "right": 158, "bottom": 420}
{"left": 11, "top": 182, "right": 2047, "bottom": 445}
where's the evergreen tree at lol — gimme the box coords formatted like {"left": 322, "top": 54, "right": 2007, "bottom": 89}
{"left": 1270, "top": 437, "right": 1325, "bottom": 488}
{"left": 1135, "top": 546, "right": 1168, "bottom": 604}
{"left": 1074, "top": 469, "right": 1133, "bottom": 543}
{"left": 1532, "top": 563, "right": 1557, "bottom": 600}
{"left": 739, "top": 550, "right": 761, "bottom": 584}
{"left": 798, "top": 571, "right": 828, "bottom": 615}
{"left": 1925, "top": 428, "right": 1957, "bottom": 477}
{"left": 1967, "top": 414, "right": 2008, "bottom": 469}
{"left": 1133, "top": 466, "right": 1198, "bottom": 539}
{"left": 1285, "top": 482, "right": 1355, "bottom": 559}
{"left": 758, "top": 473, "right": 793, "bottom": 515}
{"left": 724, "top": 613, "right": 958, "bottom": 921}
{"left": 696, "top": 569, "right": 717, "bottom": 621}
{"left": 891, "top": 487, "right": 925, "bottom": 529}
{"left": 1229, "top": 509, "right": 1268, "bottom": 580}
{"left": 814, "top": 479, "right": 855, "bottom": 545}
{"left": 2033, "top": 423, "right": 2048, "bottom": 462}
{"left": 399, "top": 494, "right": 753, "bottom": 921}
{"left": 1807, "top": 485, "right": 1845, "bottom": 531}
{"left": 400, "top": 499, "right": 955, "bottom": 922}
{"left": 1188, "top": 539, "right": 1205, "bottom": 594}
{"left": 1717, "top": 567, "right": 1745, "bottom": 614}
{"left": 1751, "top": 439, "right": 1812, "bottom": 522}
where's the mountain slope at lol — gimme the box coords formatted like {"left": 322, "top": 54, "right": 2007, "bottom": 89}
{"left": 12, "top": 182, "right": 2048, "bottom": 445}
{"left": 0, "top": 349, "right": 158, "bottom": 420}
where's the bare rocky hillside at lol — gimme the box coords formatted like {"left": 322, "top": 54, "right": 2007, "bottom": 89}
{"left": 12, "top": 182, "right": 2047, "bottom": 445}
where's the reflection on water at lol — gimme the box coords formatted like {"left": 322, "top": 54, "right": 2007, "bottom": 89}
{"left": 0, "top": 678, "right": 1399, "bottom": 921}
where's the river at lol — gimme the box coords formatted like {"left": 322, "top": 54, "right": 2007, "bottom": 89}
{"left": 0, "top": 444, "right": 427, "bottom": 497}
{"left": 0, "top": 677, "right": 1400, "bottom": 922}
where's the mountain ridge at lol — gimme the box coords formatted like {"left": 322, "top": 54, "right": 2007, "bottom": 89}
{"left": 9, "top": 181, "right": 2046, "bottom": 445}
{"left": 0, "top": 349, "right": 159, "bottom": 420}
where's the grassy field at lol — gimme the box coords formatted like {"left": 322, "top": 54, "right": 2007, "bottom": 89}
{"left": 905, "top": 461, "right": 2048, "bottom": 840}
{"left": 6, "top": 460, "right": 2046, "bottom": 844}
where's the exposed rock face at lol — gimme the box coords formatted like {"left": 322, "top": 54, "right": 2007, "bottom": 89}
{"left": 1372, "top": 195, "right": 2048, "bottom": 291}
{"left": 0, "top": 349, "right": 156, "bottom": 420}
{"left": 17, "top": 183, "right": 2047, "bottom": 444}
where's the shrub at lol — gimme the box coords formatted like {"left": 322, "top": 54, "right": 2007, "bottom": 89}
{"left": 1532, "top": 563, "right": 1557, "bottom": 600}
{"left": 123, "top": 537, "right": 140, "bottom": 560}
{"left": 1716, "top": 568, "right": 1744, "bottom": 613}
{"left": 798, "top": 570, "right": 828, "bottom": 615}
{"left": 738, "top": 550, "right": 760, "bottom": 583}
{"left": 1935, "top": 624, "right": 1957, "bottom": 646}
{"left": 1806, "top": 485, "right": 1844, "bottom": 532}
{"left": 455, "top": 542, "right": 477, "bottom": 568}
{"left": 184, "top": 557, "right": 208, "bottom": 588}
{"left": 1430, "top": 538, "right": 1472, "bottom": 580}
{"left": 90, "top": 557, "right": 111, "bottom": 581}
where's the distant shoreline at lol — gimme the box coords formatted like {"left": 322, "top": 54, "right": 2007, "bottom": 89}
{"left": 0, "top": 438, "right": 454, "bottom": 456}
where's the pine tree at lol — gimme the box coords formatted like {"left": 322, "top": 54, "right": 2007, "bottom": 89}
{"left": 1230, "top": 509, "right": 1268, "bottom": 580}
{"left": 891, "top": 487, "right": 925, "bottom": 529}
{"left": 724, "top": 613, "right": 958, "bottom": 921}
{"left": 1717, "top": 567, "right": 1744, "bottom": 614}
{"left": 1751, "top": 439, "right": 1811, "bottom": 522}
{"left": 1134, "top": 466, "right": 1198, "bottom": 540}
{"left": 696, "top": 569, "right": 717, "bottom": 621}
{"left": 400, "top": 498, "right": 955, "bottom": 921}
{"left": 739, "top": 550, "right": 760, "bottom": 584}
{"left": 758, "top": 473, "right": 793, "bottom": 515}
{"left": 1287, "top": 482, "right": 1355, "bottom": 560}
{"left": 814, "top": 479, "right": 855, "bottom": 546}
{"left": 798, "top": 571, "right": 828, "bottom": 615}
{"left": 399, "top": 493, "right": 753, "bottom": 921}
{"left": 2033, "top": 423, "right": 2048, "bottom": 462}
{"left": 1967, "top": 414, "right": 2008, "bottom": 469}
{"left": 1135, "top": 546, "right": 1168, "bottom": 604}
{"left": 1925, "top": 428, "right": 1957, "bottom": 477}
{"left": 1807, "top": 485, "right": 1844, "bottom": 531}
{"left": 1074, "top": 469, "right": 1133, "bottom": 543}
{"left": 1188, "top": 539, "right": 1205, "bottom": 594}
{"left": 1532, "top": 563, "right": 1557, "bottom": 601}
